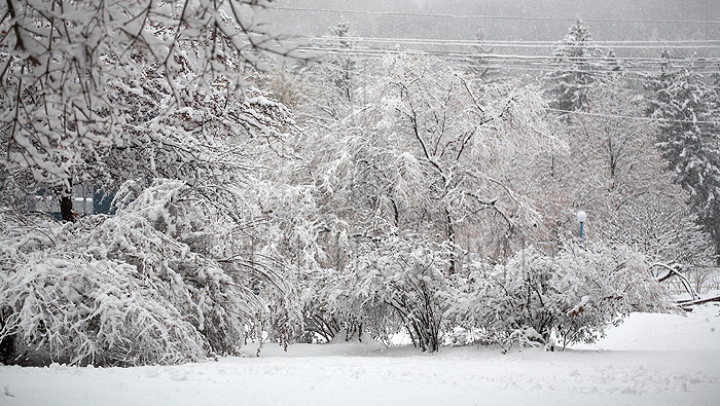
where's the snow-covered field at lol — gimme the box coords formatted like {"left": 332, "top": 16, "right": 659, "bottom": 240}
{"left": 2, "top": 305, "right": 719, "bottom": 406}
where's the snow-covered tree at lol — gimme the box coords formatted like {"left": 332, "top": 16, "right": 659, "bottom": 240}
{"left": 324, "top": 22, "right": 361, "bottom": 102}
{"left": 0, "top": 0, "right": 308, "bottom": 366}
{"left": 0, "top": 179, "right": 302, "bottom": 366}
{"left": 545, "top": 19, "right": 604, "bottom": 114}
{"left": 0, "top": 0, "right": 301, "bottom": 221}
{"left": 375, "top": 53, "right": 554, "bottom": 264}
{"left": 302, "top": 237, "right": 454, "bottom": 351}
{"left": 534, "top": 79, "right": 715, "bottom": 271}
{"left": 647, "top": 56, "right": 720, "bottom": 262}
{"left": 462, "top": 29, "right": 500, "bottom": 79}
{"left": 270, "top": 52, "right": 557, "bottom": 350}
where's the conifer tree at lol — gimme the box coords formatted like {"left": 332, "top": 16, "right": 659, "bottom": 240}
{"left": 546, "top": 19, "right": 603, "bottom": 114}
{"left": 648, "top": 56, "right": 720, "bottom": 262}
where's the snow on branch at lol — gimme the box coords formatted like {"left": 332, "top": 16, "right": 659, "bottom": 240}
{"left": 0, "top": 179, "right": 298, "bottom": 366}
{"left": 0, "top": 0, "right": 302, "bottom": 191}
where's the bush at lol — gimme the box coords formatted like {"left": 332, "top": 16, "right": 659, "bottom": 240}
{"left": 0, "top": 179, "right": 291, "bottom": 366}
{"left": 0, "top": 253, "right": 209, "bottom": 366}
{"left": 447, "top": 243, "right": 677, "bottom": 350}
{"left": 302, "top": 237, "right": 452, "bottom": 352}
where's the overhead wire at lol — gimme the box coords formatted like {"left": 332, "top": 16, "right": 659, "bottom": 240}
{"left": 308, "top": 60, "right": 719, "bottom": 126}
{"left": 307, "top": 45, "right": 720, "bottom": 76}
{"left": 275, "top": 7, "right": 720, "bottom": 72}
{"left": 315, "top": 56, "right": 705, "bottom": 89}
{"left": 297, "top": 32, "right": 720, "bottom": 78}
{"left": 546, "top": 108, "right": 718, "bottom": 125}
{"left": 308, "top": 44, "right": 720, "bottom": 63}
{"left": 308, "top": 36, "right": 720, "bottom": 50}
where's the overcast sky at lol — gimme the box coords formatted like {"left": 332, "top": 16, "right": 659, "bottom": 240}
{"left": 269, "top": 0, "right": 720, "bottom": 44}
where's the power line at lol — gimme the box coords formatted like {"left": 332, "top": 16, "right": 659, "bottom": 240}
{"left": 274, "top": 6, "right": 720, "bottom": 26}
{"left": 301, "top": 33, "right": 720, "bottom": 63}
{"left": 320, "top": 60, "right": 716, "bottom": 84}
{"left": 547, "top": 108, "right": 717, "bottom": 125}
{"left": 309, "top": 62, "right": 718, "bottom": 125}
{"left": 288, "top": 32, "right": 720, "bottom": 85}
{"left": 310, "top": 36, "right": 720, "bottom": 49}
{"left": 305, "top": 37, "right": 720, "bottom": 53}
{"left": 305, "top": 37, "right": 720, "bottom": 61}
{"left": 308, "top": 46, "right": 720, "bottom": 74}
{"left": 309, "top": 63, "right": 718, "bottom": 126}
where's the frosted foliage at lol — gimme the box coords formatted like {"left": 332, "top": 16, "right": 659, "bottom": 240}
{"left": 546, "top": 19, "right": 606, "bottom": 113}
{"left": 294, "top": 52, "right": 555, "bottom": 263}
{"left": 448, "top": 244, "right": 676, "bottom": 349}
{"left": 270, "top": 53, "right": 570, "bottom": 349}
{"left": 0, "top": 254, "right": 208, "bottom": 366}
{"left": 102, "top": 73, "right": 296, "bottom": 190}
{"left": 352, "top": 240, "right": 450, "bottom": 352}
{"left": 0, "top": 179, "right": 291, "bottom": 366}
{"left": 534, "top": 79, "right": 714, "bottom": 271}
{"left": 371, "top": 54, "right": 555, "bottom": 260}
{"left": 306, "top": 238, "right": 453, "bottom": 352}
{"left": 647, "top": 59, "right": 720, "bottom": 258}
{"left": 0, "top": 0, "right": 297, "bottom": 193}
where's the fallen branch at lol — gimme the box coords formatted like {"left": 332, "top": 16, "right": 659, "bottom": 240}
{"left": 651, "top": 263, "right": 700, "bottom": 301}
{"left": 677, "top": 295, "right": 720, "bottom": 308}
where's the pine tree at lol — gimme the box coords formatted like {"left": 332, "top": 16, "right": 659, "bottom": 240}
{"left": 327, "top": 22, "right": 359, "bottom": 102}
{"left": 648, "top": 57, "right": 720, "bottom": 262}
{"left": 546, "top": 19, "right": 603, "bottom": 114}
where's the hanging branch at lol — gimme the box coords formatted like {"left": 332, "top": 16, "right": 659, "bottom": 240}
{"left": 651, "top": 262, "right": 700, "bottom": 301}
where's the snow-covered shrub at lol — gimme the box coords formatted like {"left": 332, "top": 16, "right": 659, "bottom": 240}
{"left": 305, "top": 237, "right": 453, "bottom": 352}
{"left": 366, "top": 240, "right": 451, "bottom": 352}
{"left": 0, "top": 179, "right": 293, "bottom": 366}
{"left": 448, "top": 243, "right": 677, "bottom": 350}
{"left": 0, "top": 253, "right": 208, "bottom": 366}
{"left": 84, "top": 181, "right": 253, "bottom": 356}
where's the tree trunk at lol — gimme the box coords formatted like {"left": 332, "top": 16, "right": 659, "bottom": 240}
{"left": 60, "top": 182, "right": 76, "bottom": 222}
{"left": 445, "top": 207, "right": 457, "bottom": 274}
{"left": 0, "top": 308, "right": 15, "bottom": 365}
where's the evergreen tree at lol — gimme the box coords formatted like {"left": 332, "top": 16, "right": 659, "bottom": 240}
{"left": 648, "top": 57, "right": 720, "bottom": 262}
{"left": 546, "top": 19, "right": 603, "bottom": 114}
{"left": 327, "top": 22, "right": 359, "bottom": 102}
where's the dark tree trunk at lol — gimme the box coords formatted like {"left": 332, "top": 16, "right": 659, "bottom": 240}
{"left": 60, "top": 182, "right": 76, "bottom": 222}
{"left": 446, "top": 207, "right": 457, "bottom": 275}
{"left": 0, "top": 310, "right": 15, "bottom": 365}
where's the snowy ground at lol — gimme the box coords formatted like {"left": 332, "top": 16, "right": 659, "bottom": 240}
{"left": 2, "top": 304, "right": 719, "bottom": 406}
